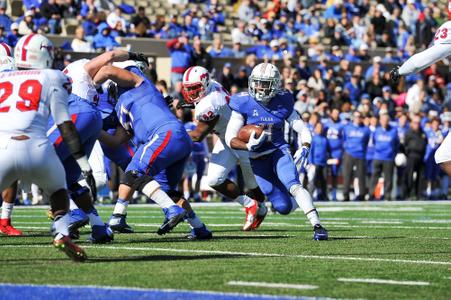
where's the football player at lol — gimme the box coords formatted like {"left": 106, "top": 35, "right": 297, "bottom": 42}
{"left": 0, "top": 42, "right": 23, "bottom": 236}
{"left": 95, "top": 61, "right": 212, "bottom": 240}
{"left": 0, "top": 34, "right": 89, "bottom": 261}
{"left": 391, "top": 2, "right": 451, "bottom": 176}
{"left": 225, "top": 63, "right": 328, "bottom": 240}
{"left": 181, "top": 66, "right": 267, "bottom": 231}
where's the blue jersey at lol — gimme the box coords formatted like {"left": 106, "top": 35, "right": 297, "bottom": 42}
{"left": 324, "top": 119, "right": 344, "bottom": 158}
{"left": 425, "top": 129, "right": 443, "bottom": 161}
{"left": 115, "top": 69, "right": 182, "bottom": 145}
{"left": 229, "top": 90, "right": 294, "bottom": 154}
{"left": 310, "top": 134, "right": 328, "bottom": 166}
{"left": 343, "top": 123, "right": 371, "bottom": 159}
{"left": 372, "top": 125, "right": 399, "bottom": 161}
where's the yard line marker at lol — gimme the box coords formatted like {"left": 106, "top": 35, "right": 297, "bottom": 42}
{"left": 227, "top": 281, "right": 318, "bottom": 290}
{"left": 337, "top": 278, "right": 430, "bottom": 286}
{"left": 362, "top": 221, "right": 404, "bottom": 224}
{"left": 1, "top": 244, "right": 450, "bottom": 266}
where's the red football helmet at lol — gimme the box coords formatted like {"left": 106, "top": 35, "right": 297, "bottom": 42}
{"left": 181, "top": 66, "right": 211, "bottom": 103}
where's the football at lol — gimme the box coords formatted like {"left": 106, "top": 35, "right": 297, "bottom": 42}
{"left": 237, "top": 125, "right": 264, "bottom": 143}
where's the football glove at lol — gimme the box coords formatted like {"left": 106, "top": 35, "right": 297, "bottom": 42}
{"left": 164, "top": 95, "right": 174, "bottom": 108}
{"left": 246, "top": 130, "right": 268, "bottom": 151}
{"left": 293, "top": 145, "right": 310, "bottom": 173}
{"left": 76, "top": 157, "right": 97, "bottom": 202}
{"left": 390, "top": 66, "right": 400, "bottom": 83}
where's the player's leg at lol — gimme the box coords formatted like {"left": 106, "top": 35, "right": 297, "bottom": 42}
{"left": 398, "top": 43, "right": 451, "bottom": 76}
{"left": 0, "top": 181, "right": 22, "bottom": 236}
{"left": 192, "top": 153, "right": 206, "bottom": 202}
{"left": 207, "top": 141, "right": 260, "bottom": 230}
{"left": 382, "top": 161, "right": 394, "bottom": 201}
{"left": 238, "top": 151, "right": 267, "bottom": 229}
{"left": 110, "top": 130, "right": 188, "bottom": 233}
{"left": 275, "top": 148, "right": 328, "bottom": 240}
{"left": 355, "top": 158, "right": 367, "bottom": 201}
{"left": 370, "top": 160, "right": 382, "bottom": 200}
{"left": 29, "top": 139, "right": 87, "bottom": 261}
{"left": 158, "top": 158, "right": 212, "bottom": 240}
{"left": 435, "top": 133, "right": 451, "bottom": 177}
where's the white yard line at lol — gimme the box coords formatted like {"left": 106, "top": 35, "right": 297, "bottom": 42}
{"left": 227, "top": 281, "right": 318, "bottom": 290}
{"left": 0, "top": 244, "right": 450, "bottom": 266}
{"left": 337, "top": 278, "right": 430, "bottom": 286}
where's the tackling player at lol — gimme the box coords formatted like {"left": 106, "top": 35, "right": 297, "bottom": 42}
{"left": 391, "top": 2, "right": 451, "bottom": 176}
{"left": 0, "top": 34, "right": 89, "bottom": 261}
{"left": 181, "top": 66, "right": 267, "bottom": 231}
{"left": 225, "top": 63, "right": 328, "bottom": 240}
{"left": 95, "top": 61, "right": 212, "bottom": 239}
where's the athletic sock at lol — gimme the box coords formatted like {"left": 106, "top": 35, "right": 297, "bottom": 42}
{"left": 53, "top": 214, "right": 70, "bottom": 240}
{"left": 87, "top": 208, "right": 104, "bottom": 226}
{"left": 184, "top": 191, "right": 190, "bottom": 200}
{"left": 186, "top": 211, "right": 203, "bottom": 229}
{"left": 113, "top": 199, "right": 129, "bottom": 215}
{"left": 235, "top": 195, "right": 255, "bottom": 208}
{"left": 1, "top": 202, "right": 14, "bottom": 219}
{"left": 150, "top": 189, "right": 175, "bottom": 209}
{"left": 290, "top": 184, "right": 321, "bottom": 227}
{"left": 69, "top": 199, "right": 78, "bottom": 211}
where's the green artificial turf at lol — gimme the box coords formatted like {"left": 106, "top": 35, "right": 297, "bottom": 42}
{"left": 0, "top": 202, "right": 450, "bottom": 299}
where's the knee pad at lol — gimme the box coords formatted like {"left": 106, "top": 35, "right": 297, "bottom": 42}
{"left": 272, "top": 198, "right": 292, "bottom": 215}
{"left": 206, "top": 173, "right": 227, "bottom": 188}
{"left": 122, "top": 170, "right": 154, "bottom": 192}
{"left": 289, "top": 184, "right": 302, "bottom": 197}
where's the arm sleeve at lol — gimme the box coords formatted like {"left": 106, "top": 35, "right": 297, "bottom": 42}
{"left": 48, "top": 71, "right": 71, "bottom": 125}
{"left": 225, "top": 110, "right": 245, "bottom": 147}
{"left": 399, "top": 43, "right": 451, "bottom": 75}
{"left": 287, "top": 110, "right": 312, "bottom": 146}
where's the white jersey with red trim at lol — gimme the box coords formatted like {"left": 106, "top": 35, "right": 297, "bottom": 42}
{"left": 63, "top": 59, "right": 98, "bottom": 103}
{"left": 194, "top": 80, "right": 231, "bottom": 140}
{"left": 0, "top": 69, "right": 71, "bottom": 138}
{"left": 434, "top": 21, "right": 451, "bottom": 45}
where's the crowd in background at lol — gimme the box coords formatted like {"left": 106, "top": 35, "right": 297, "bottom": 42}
{"left": 0, "top": 0, "right": 449, "bottom": 203}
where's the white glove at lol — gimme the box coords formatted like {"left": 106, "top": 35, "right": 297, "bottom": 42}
{"left": 76, "top": 156, "right": 97, "bottom": 201}
{"left": 293, "top": 145, "right": 309, "bottom": 173}
{"left": 246, "top": 130, "right": 268, "bottom": 151}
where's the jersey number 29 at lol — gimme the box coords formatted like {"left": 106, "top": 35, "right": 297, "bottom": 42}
{"left": 0, "top": 80, "right": 42, "bottom": 113}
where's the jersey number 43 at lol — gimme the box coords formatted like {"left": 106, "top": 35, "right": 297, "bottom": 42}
{"left": 0, "top": 80, "right": 42, "bottom": 113}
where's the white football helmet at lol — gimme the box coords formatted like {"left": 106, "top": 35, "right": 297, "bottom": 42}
{"left": 182, "top": 66, "right": 211, "bottom": 103}
{"left": 113, "top": 60, "right": 150, "bottom": 75}
{"left": 0, "top": 43, "right": 13, "bottom": 57}
{"left": 249, "top": 63, "right": 281, "bottom": 104}
{"left": 14, "top": 34, "right": 54, "bottom": 69}
{"left": 0, "top": 56, "right": 16, "bottom": 72}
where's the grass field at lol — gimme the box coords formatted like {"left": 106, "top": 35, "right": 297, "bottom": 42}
{"left": 0, "top": 201, "right": 450, "bottom": 299}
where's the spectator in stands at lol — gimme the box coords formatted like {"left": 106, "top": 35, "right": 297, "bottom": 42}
{"left": 208, "top": 36, "right": 232, "bottom": 57}
{"left": 131, "top": 6, "right": 150, "bottom": 29}
{"left": 107, "top": 7, "right": 126, "bottom": 32}
{"left": 0, "top": 5, "right": 11, "bottom": 32}
{"left": 238, "top": 0, "right": 256, "bottom": 22}
{"left": 402, "top": 115, "right": 427, "bottom": 200}
{"left": 197, "top": 15, "right": 216, "bottom": 41}
{"left": 167, "top": 35, "right": 192, "bottom": 86}
{"left": 5, "top": 23, "right": 19, "bottom": 46}
{"left": 324, "top": 0, "right": 345, "bottom": 20}
{"left": 93, "top": 23, "right": 120, "bottom": 50}
{"left": 402, "top": 0, "right": 420, "bottom": 34}
{"left": 296, "top": 56, "right": 312, "bottom": 81}
{"left": 233, "top": 66, "right": 248, "bottom": 90}
{"left": 182, "top": 14, "right": 198, "bottom": 39}
{"left": 231, "top": 40, "right": 245, "bottom": 58}
{"left": 191, "top": 37, "right": 212, "bottom": 71}
{"left": 342, "top": 111, "right": 371, "bottom": 201}
{"left": 217, "top": 62, "right": 234, "bottom": 92}
{"left": 19, "top": 11, "right": 34, "bottom": 35}
{"left": 344, "top": 74, "right": 362, "bottom": 106}
{"left": 370, "top": 113, "right": 399, "bottom": 200}
{"left": 307, "top": 69, "right": 325, "bottom": 93}
{"left": 71, "top": 26, "right": 94, "bottom": 52}
{"left": 268, "top": 39, "right": 283, "bottom": 60}
{"left": 424, "top": 117, "right": 444, "bottom": 199}
{"left": 231, "top": 21, "right": 253, "bottom": 45}
{"left": 309, "top": 122, "right": 328, "bottom": 201}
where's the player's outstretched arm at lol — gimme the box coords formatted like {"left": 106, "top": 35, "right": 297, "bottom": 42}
{"left": 189, "top": 118, "right": 219, "bottom": 142}
{"left": 391, "top": 43, "right": 451, "bottom": 82}
{"left": 84, "top": 50, "right": 147, "bottom": 79}
{"left": 93, "top": 65, "right": 143, "bottom": 88}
